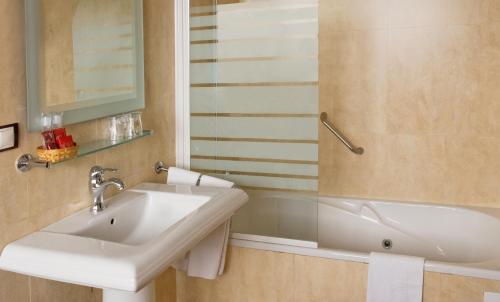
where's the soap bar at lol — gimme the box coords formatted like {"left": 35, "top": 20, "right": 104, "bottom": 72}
{"left": 41, "top": 130, "right": 58, "bottom": 150}
{"left": 56, "top": 135, "right": 74, "bottom": 149}
{"left": 53, "top": 128, "right": 66, "bottom": 140}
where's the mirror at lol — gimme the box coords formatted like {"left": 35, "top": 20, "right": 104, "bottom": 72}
{"left": 25, "top": 0, "right": 144, "bottom": 131}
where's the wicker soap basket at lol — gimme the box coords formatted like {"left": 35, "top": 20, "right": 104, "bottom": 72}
{"left": 37, "top": 144, "right": 79, "bottom": 163}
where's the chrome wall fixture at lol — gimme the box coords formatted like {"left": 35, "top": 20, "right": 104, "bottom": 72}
{"left": 320, "top": 112, "right": 364, "bottom": 155}
{"left": 16, "top": 154, "right": 50, "bottom": 172}
{"left": 154, "top": 161, "right": 169, "bottom": 174}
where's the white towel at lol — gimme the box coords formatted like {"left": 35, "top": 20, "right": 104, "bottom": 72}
{"left": 170, "top": 173, "right": 235, "bottom": 279}
{"left": 167, "top": 167, "right": 201, "bottom": 186}
{"left": 199, "top": 175, "right": 235, "bottom": 188}
{"left": 367, "top": 252, "right": 424, "bottom": 302}
{"left": 485, "top": 292, "right": 500, "bottom": 302}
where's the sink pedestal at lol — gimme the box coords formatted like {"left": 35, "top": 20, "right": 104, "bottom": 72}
{"left": 103, "top": 282, "right": 155, "bottom": 302}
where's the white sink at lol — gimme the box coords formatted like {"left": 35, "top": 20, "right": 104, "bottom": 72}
{"left": 51, "top": 188, "right": 213, "bottom": 246}
{"left": 0, "top": 183, "right": 248, "bottom": 297}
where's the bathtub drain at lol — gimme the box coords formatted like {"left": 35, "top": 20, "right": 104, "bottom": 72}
{"left": 382, "top": 239, "right": 393, "bottom": 250}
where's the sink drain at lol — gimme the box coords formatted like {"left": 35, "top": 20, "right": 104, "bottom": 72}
{"left": 382, "top": 239, "right": 393, "bottom": 250}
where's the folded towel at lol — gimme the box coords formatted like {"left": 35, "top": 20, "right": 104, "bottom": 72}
{"left": 186, "top": 221, "right": 231, "bottom": 279}
{"left": 169, "top": 173, "right": 234, "bottom": 279}
{"left": 485, "top": 292, "right": 500, "bottom": 302}
{"left": 367, "top": 252, "right": 424, "bottom": 302}
{"left": 167, "top": 167, "right": 201, "bottom": 186}
{"left": 199, "top": 175, "right": 234, "bottom": 188}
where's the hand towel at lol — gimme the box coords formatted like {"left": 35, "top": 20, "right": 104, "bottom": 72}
{"left": 485, "top": 292, "right": 500, "bottom": 302}
{"left": 170, "top": 174, "right": 235, "bottom": 279}
{"left": 167, "top": 167, "right": 201, "bottom": 186}
{"left": 367, "top": 252, "right": 424, "bottom": 302}
{"left": 199, "top": 175, "right": 235, "bottom": 188}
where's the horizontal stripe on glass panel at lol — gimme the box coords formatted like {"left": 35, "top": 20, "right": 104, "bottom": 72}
{"left": 191, "top": 158, "right": 317, "bottom": 176}
{"left": 191, "top": 39, "right": 317, "bottom": 60}
{"left": 190, "top": 25, "right": 217, "bottom": 31}
{"left": 191, "top": 116, "right": 317, "bottom": 139}
{"left": 75, "top": 47, "right": 133, "bottom": 55}
{"left": 191, "top": 155, "right": 318, "bottom": 165}
{"left": 190, "top": 12, "right": 216, "bottom": 17}
{"left": 191, "top": 87, "right": 318, "bottom": 114}
{"left": 207, "top": 173, "right": 317, "bottom": 191}
{"left": 191, "top": 140, "right": 318, "bottom": 161}
{"left": 191, "top": 40, "right": 219, "bottom": 45}
{"left": 81, "top": 34, "right": 133, "bottom": 43}
{"left": 75, "top": 86, "right": 134, "bottom": 94}
{"left": 191, "top": 137, "right": 318, "bottom": 144}
{"left": 217, "top": 24, "right": 317, "bottom": 40}
{"left": 194, "top": 169, "right": 317, "bottom": 180}
{"left": 240, "top": 186, "right": 316, "bottom": 194}
{"left": 191, "top": 113, "right": 318, "bottom": 118}
{"left": 77, "top": 64, "right": 134, "bottom": 72}
{"left": 191, "top": 82, "right": 318, "bottom": 87}
{"left": 191, "top": 59, "right": 317, "bottom": 84}
{"left": 191, "top": 56, "right": 317, "bottom": 64}
{"left": 190, "top": 36, "right": 317, "bottom": 45}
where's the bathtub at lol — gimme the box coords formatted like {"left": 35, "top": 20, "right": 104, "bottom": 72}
{"left": 231, "top": 194, "right": 500, "bottom": 281}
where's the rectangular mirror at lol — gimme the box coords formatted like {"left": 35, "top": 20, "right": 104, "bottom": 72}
{"left": 25, "top": 0, "right": 145, "bottom": 131}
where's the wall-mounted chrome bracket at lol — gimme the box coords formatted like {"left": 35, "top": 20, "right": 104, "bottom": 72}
{"left": 16, "top": 154, "right": 50, "bottom": 172}
{"left": 154, "top": 161, "right": 169, "bottom": 174}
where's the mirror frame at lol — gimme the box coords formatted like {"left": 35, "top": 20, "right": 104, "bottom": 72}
{"left": 25, "top": 0, "right": 145, "bottom": 131}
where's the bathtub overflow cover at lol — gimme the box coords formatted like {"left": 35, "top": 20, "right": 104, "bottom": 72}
{"left": 382, "top": 239, "right": 393, "bottom": 250}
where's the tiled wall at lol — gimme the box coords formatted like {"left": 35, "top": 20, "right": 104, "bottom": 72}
{"left": 178, "top": 1, "right": 500, "bottom": 301}
{"left": 0, "top": 0, "right": 176, "bottom": 301}
{"left": 178, "top": 246, "right": 500, "bottom": 302}
{"left": 319, "top": 0, "right": 500, "bottom": 207}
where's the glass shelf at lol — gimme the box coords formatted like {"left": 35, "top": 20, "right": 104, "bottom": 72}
{"left": 52, "top": 130, "right": 153, "bottom": 166}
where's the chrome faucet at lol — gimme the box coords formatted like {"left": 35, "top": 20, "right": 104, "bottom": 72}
{"left": 89, "top": 166, "right": 125, "bottom": 214}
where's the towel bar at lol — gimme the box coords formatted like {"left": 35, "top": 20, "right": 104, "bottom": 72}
{"left": 154, "top": 161, "right": 169, "bottom": 174}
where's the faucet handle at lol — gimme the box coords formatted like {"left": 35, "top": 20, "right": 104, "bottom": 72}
{"left": 90, "top": 166, "right": 119, "bottom": 178}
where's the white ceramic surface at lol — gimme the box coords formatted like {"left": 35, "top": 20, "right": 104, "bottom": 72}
{"left": 231, "top": 194, "right": 500, "bottom": 281}
{"left": 0, "top": 183, "right": 248, "bottom": 292}
{"left": 318, "top": 197, "right": 500, "bottom": 264}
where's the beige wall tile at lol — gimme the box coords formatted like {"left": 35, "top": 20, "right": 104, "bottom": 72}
{"left": 30, "top": 277, "right": 102, "bottom": 302}
{"left": 319, "top": 0, "right": 500, "bottom": 207}
{"left": 294, "top": 255, "right": 367, "bottom": 302}
{"left": 324, "top": 0, "right": 389, "bottom": 31}
{"left": 156, "top": 268, "right": 177, "bottom": 302}
{"left": 388, "top": 0, "right": 448, "bottom": 28}
{"left": 0, "top": 271, "right": 29, "bottom": 302}
{"left": 177, "top": 247, "right": 500, "bottom": 302}
{"left": 0, "top": 0, "right": 176, "bottom": 299}
{"left": 177, "top": 247, "right": 294, "bottom": 302}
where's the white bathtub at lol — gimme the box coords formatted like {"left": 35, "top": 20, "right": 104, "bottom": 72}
{"left": 231, "top": 195, "right": 500, "bottom": 281}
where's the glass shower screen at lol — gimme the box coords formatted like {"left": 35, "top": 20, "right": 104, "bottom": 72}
{"left": 190, "top": 0, "right": 319, "bottom": 242}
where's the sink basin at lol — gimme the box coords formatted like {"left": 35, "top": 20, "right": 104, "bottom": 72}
{"left": 48, "top": 188, "right": 213, "bottom": 246}
{"left": 0, "top": 183, "right": 248, "bottom": 294}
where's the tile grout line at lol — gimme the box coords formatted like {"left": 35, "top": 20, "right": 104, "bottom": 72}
{"left": 28, "top": 276, "right": 31, "bottom": 302}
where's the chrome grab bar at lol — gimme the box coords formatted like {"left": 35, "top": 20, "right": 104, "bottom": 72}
{"left": 320, "top": 112, "right": 364, "bottom": 155}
